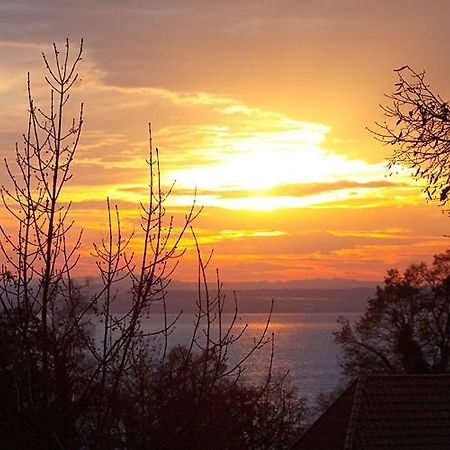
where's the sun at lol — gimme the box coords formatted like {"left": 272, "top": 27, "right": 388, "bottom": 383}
{"left": 165, "top": 127, "right": 330, "bottom": 191}
{"left": 161, "top": 124, "right": 389, "bottom": 210}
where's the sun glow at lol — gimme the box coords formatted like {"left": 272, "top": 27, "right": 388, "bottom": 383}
{"left": 163, "top": 125, "right": 391, "bottom": 210}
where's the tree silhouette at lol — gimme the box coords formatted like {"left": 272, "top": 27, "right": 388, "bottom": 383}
{"left": 335, "top": 250, "right": 450, "bottom": 376}
{"left": 372, "top": 65, "right": 450, "bottom": 205}
{"left": 0, "top": 40, "right": 307, "bottom": 449}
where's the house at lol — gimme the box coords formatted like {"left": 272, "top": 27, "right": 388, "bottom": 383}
{"left": 294, "top": 374, "right": 450, "bottom": 449}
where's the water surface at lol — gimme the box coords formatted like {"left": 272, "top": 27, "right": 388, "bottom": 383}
{"left": 140, "top": 312, "right": 358, "bottom": 400}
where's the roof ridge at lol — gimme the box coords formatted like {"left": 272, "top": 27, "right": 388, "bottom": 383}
{"left": 344, "top": 375, "right": 365, "bottom": 450}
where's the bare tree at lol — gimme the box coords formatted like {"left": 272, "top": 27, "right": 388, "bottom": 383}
{"left": 0, "top": 39, "right": 87, "bottom": 447}
{"left": 0, "top": 40, "right": 307, "bottom": 449}
{"left": 372, "top": 65, "right": 450, "bottom": 205}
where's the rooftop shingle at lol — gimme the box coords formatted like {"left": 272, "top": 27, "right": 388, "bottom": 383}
{"left": 295, "top": 374, "right": 450, "bottom": 449}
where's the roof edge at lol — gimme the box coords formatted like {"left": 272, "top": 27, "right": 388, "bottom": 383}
{"left": 292, "top": 378, "right": 357, "bottom": 449}
{"left": 344, "top": 376, "right": 365, "bottom": 450}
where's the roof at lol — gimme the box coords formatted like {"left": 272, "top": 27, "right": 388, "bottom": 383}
{"left": 295, "top": 374, "right": 450, "bottom": 449}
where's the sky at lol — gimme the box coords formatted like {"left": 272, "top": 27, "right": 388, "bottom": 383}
{"left": 1, "top": 0, "right": 450, "bottom": 284}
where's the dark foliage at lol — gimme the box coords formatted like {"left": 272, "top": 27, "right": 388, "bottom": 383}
{"left": 0, "top": 313, "right": 307, "bottom": 449}
{"left": 335, "top": 250, "right": 450, "bottom": 376}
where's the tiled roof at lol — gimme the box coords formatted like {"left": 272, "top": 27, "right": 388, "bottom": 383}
{"left": 294, "top": 374, "right": 450, "bottom": 449}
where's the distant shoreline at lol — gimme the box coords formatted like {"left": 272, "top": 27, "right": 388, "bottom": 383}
{"left": 91, "top": 287, "right": 375, "bottom": 314}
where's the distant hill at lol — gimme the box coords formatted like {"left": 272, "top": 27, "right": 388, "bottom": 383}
{"left": 170, "top": 278, "right": 380, "bottom": 291}
{"left": 162, "top": 287, "right": 374, "bottom": 314}
{"left": 77, "top": 281, "right": 374, "bottom": 315}
{"left": 76, "top": 276, "right": 377, "bottom": 314}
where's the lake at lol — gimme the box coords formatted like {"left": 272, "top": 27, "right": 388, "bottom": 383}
{"left": 140, "top": 312, "right": 359, "bottom": 402}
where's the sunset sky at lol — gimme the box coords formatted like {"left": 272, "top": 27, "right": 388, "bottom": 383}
{"left": 1, "top": 0, "right": 450, "bottom": 283}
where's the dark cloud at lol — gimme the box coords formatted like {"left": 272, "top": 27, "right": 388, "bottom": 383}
{"left": 264, "top": 180, "right": 409, "bottom": 197}
{"left": 168, "top": 180, "right": 410, "bottom": 199}
{"left": 1, "top": 0, "right": 449, "bottom": 157}
{"left": 2, "top": 0, "right": 450, "bottom": 97}
{"left": 207, "top": 228, "right": 416, "bottom": 257}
